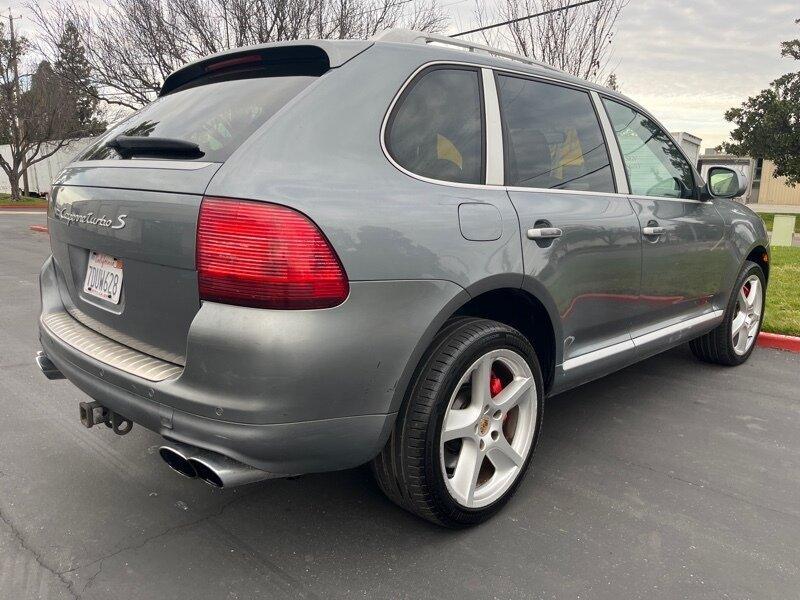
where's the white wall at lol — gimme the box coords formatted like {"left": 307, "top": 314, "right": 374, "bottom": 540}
{"left": 0, "top": 137, "right": 98, "bottom": 195}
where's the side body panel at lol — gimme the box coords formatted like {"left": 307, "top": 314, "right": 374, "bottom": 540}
{"left": 206, "top": 44, "right": 523, "bottom": 292}
{"left": 510, "top": 190, "right": 641, "bottom": 363}
{"left": 628, "top": 196, "right": 728, "bottom": 337}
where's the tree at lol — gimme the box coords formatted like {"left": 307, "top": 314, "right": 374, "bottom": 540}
{"left": 721, "top": 19, "right": 800, "bottom": 186}
{"left": 606, "top": 72, "right": 619, "bottom": 91}
{"left": 472, "top": 0, "right": 628, "bottom": 82}
{"left": 30, "top": 0, "right": 449, "bottom": 110}
{"left": 0, "top": 24, "right": 91, "bottom": 201}
{"left": 53, "top": 20, "right": 105, "bottom": 136}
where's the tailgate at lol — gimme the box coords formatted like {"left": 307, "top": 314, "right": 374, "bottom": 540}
{"left": 47, "top": 162, "right": 220, "bottom": 364}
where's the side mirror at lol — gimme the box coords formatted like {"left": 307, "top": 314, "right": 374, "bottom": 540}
{"left": 706, "top": 166, "right": 748, "bottom": 199}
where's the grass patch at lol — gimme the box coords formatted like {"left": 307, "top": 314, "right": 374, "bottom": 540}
{"left": 0, "top": 193, "right": 47, "bottom": 207}
{"left": 763, "top": 246, "right": 800, "bottom": 337}
{"left": 759, "top": 212, "right": 800, "bottom": 234}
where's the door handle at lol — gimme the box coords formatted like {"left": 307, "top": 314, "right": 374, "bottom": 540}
{"left": 527, "top": 227, "right": 563, "bottom": 240}
{"left": 642, "top": 226, "right": 666, "bottom": 236}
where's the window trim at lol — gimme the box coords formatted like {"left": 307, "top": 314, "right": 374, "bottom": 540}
{"left": 383, "top": 63, "right": 487, "bottom": 187}
{"left": 493, "top": 70, "right": 618, "bottom": 194}
{"left": 598, "top": 94, "right": 699, "bottom": 200}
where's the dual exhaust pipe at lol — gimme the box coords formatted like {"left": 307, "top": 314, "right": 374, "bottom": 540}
{"left": 159, "top": 442, "right": 277, "bottom": 489}
{"left": 36, "top": 350, "right": 271, "bottom": 490}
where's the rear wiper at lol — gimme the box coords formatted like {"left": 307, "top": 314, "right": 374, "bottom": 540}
{"left": 106, "top": 135, "right": 204, "bottom": 159}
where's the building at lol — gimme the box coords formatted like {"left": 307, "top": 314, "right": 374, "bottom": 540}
{"left": 670, "top": 132, "right": 702, "bottom": 167}
{"left": 698, "top": 150, "right": 800, "bottom": 206}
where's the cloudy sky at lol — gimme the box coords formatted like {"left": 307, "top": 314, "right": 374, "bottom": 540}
{"left": 450, "top": 0, "right": 799, "bottom": 150}
{"left": 5, "top": 0, "right": 798, "bottom": 150}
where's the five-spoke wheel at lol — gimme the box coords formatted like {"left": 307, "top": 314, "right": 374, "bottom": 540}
{"left": 731, "top": 275, "right": 763, "bottom": 356}
{"left": 372, "top": 317, "right": 543, "bottom": 527}
{"left": 440, "top": 349, "right": 537, "bottom": 508}
{"left": 690, "top": 260, "right": 766, "bottom": 366}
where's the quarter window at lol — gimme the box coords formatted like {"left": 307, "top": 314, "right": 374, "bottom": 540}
{"left": 603, "top": 99, "right": 695, "bottom": 198}
{"left": 386, "top": 67, "right": 484, "bottom": 185}
{"left": 496, "top": 74, "right": 615, "bottom": 193}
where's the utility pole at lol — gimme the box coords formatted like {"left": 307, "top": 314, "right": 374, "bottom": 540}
{"left": 8, "top": 10, "right": 29, "bottom": 198}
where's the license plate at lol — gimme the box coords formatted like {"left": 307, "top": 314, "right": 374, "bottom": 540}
{"left": 83, "top": 251, "right": 124, "bottom": 304}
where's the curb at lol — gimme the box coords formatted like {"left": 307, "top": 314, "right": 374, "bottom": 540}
{"left": 29, "top": 225, "right": 48, "bottom": 233}
{"left": 758, "top": 332, "right": 800, "bottom": 353}
{"left": 0, "top": 206, "right": 47, "bottom": 211}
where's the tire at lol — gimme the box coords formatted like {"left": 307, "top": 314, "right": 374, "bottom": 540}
{"left": 371, "top": 317, "right": 544, "bottom": 528}
{"left": 689, "top": 260, "right": 766, "bottom": 366}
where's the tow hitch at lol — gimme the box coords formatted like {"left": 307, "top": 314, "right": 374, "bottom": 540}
{"left": 79, "top": 401, "right": 133, "bottom": 435}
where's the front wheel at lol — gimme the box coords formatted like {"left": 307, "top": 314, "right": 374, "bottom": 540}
{"left": 690, "top": 260, "right": 765, "bottom": 366}
{"left": 371, "top": 318, "right": 544, "bottom": 527}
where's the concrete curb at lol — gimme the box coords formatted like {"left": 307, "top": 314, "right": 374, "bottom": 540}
{"left": 758, "top": 332, "right": 800, "bottom": 353}
{"left": 0, "top": 206, "right": 47, "bottom": 211}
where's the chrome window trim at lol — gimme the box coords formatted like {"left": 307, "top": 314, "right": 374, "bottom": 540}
{"left": 562, "top": 310, "right": 724, "bottom": 371}
{"left": 481, "top": 68, "right": 504, "bottom": 186}
{"left": 380, "top": 59, "right": 706, "bottom": 205}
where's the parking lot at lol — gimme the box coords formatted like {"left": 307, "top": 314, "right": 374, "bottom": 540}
{"left": 1, "top": 211, "right": 799, "bottom": 599}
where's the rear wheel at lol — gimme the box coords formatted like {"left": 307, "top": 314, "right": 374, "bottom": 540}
{"left": 690, "top": 260, "right": 765, "bottom": 366}
{"left": 371, "top": 318, "right": 544, "bottom": 527}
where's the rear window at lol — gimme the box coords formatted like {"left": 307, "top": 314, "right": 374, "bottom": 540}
{"left": 386, "top": 66, "right": 485, "bottom": 185}
{"left": 83, "top": 75, "right": 316, "bottom": 163}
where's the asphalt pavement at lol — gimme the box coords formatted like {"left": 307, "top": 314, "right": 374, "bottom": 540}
{"left": 1, "top": 211, "right": 799, "bottom": 600}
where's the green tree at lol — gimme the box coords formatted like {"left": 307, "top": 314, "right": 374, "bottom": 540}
{"left": 53, "top": 20, "right": 104, "bottom": 135}
{"left": 721, "top": 19, "right": 800, "bottom": 186}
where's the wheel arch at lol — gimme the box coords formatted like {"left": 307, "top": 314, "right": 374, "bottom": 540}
{"left": 387, "top": 280, "right": 561, "bottom": 419}
{"left": 746, "top": 245, "right": 770, "bottom": 283}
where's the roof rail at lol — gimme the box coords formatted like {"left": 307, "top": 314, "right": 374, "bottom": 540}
{"left": 370, "top": 28, "right": 562, "bottom": 73}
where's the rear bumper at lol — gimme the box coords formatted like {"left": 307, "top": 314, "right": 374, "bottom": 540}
{"left": 39, "top": 256, "right": 466, "bottom": 473}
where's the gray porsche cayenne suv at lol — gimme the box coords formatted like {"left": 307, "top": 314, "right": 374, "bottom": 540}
{"left": 37, "top": 29, "right": 769, "bottom": 527}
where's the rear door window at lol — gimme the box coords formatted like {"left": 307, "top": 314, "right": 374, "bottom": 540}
{"left": 386, "top": 67, "right": 485, "bottom": 185}
{"left": 83, "top": 75, "right": 316, "bottom": 163}
{"left": 496, "top": 74, "right": 615, "bottom": 193}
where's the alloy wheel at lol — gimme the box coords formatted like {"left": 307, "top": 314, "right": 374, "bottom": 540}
{"left": 439, "top": 348, "right": 537, "bottom": 508}
{"left": 731, "top": 274, "right": 763, "bottom": 356}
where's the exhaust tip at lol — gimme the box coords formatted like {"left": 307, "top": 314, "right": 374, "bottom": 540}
{"left": 159, "top": 446, "right": 197, "bottom": 479}
{"left": 189, "top": 458, "right": 225, "bottom": 488}
{"left": 36, "top": 351, "right": 65, "bottom": 380}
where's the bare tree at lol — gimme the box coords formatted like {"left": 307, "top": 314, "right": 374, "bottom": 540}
{"left": 472, "top": 0, "right": 628, "bottom": 82}
{"left": 30, "top": 0, "right": 449, "bottom": 110}
{"left": 0, "top": 23, "right": 90, "bottom": 200}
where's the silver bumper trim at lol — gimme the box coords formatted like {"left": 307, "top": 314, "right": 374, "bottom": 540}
{"left": 40, "top": 312, "right": 183, "bottom": 382}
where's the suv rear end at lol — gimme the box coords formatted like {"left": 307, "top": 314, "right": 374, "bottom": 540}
{"left": 38, "top": 40, "right": 468, "bottom": 480}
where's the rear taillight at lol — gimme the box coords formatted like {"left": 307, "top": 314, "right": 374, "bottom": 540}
{"left": 197, "top": 197, "right": 349, "bottom": 309}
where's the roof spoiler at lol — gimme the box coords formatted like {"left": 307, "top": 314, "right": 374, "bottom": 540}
{"left": 160, "top": 39, "right": 373, "bottom": 96}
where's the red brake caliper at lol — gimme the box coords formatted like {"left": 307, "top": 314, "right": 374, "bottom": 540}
{"left": 490, "top": 371, "right": 504, "bottom": 397}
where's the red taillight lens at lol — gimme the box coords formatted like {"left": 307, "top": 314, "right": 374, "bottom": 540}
{"left": 197, "top": 197, "right": 349, "bottom": 309}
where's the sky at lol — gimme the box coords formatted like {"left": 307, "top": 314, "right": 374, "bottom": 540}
{"left": 4, "top": 0, "right": 798, "bottom": 151}
{"left": 449, "top": 0, "right": 799, "bottom": 150}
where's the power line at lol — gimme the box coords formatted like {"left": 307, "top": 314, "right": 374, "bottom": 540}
{"left": 450, "top": 0, "right": 600, "bottom": 38}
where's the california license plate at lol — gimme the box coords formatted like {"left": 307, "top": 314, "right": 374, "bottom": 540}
{"left": 83, "top": 251, "right": 124, "bottom": 304}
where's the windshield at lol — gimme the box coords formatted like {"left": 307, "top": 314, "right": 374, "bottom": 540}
{"left": 83, "top": 75, "right": 316, "bottom": 163}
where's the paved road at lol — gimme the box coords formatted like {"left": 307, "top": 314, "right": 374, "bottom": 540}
{"left": 2, "top": 212, "right": 800, "bottom": 600}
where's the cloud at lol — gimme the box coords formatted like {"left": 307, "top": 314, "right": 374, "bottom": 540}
{"left": 612, "top": 0, "right": 798, "bottom": 149}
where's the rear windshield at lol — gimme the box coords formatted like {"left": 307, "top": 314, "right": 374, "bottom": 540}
{"left": 83, "top": 75, "right": 316, "bottom": 162}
